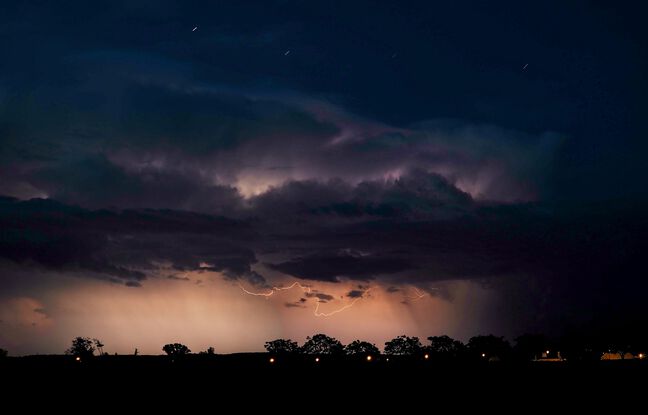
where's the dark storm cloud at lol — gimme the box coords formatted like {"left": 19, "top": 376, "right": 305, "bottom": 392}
{"left": 4, "top": 168, "right": 647, "bottom": 294}
{"left": 284, "top": 298, "right": 307, "bottom": 308}
{"left": 346, "top": 290, "right": 365, "bottom": 299}
{"left": 250, "top": 169, "right": 473, "bottom": 219}
{"left": 304, "top": 292, "right": 334, "bottom": 303}
{"left": 167, "top": 275, "right": 191, "bottom": 281}
{"left": 268, "top": 252, "right": 413, "bottom": 282}
{"left": 29, "top": 155, "right": 244, "bottom": 214}
{"left": 0, "top": 196, "right": 261, "bottom": 286}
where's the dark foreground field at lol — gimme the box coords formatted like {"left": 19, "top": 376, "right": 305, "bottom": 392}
{"left": 2, "top": 354, "right": 646, "bottom": 405}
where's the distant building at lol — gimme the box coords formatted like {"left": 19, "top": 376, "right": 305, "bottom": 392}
{"left": 534, "top": 350, "right": 564, "bottom": 362}
{"left": 601, "top": 352, "right": 638, "bottom": 360}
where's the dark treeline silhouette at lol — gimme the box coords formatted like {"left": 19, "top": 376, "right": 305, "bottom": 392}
{"left": 2, "top": 331, "right": 646, "bottom": 366}
{"left": 259, "top": 332, "right": 647, "bottom": 363}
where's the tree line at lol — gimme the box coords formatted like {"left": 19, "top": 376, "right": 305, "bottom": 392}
{"left": 39, "top": 332, "right": 644, "bottom": 363}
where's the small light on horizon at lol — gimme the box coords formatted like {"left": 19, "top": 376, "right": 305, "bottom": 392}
{"left": 481, "top": 353, "right": 486, "bottom": 357}
{"left": 546, "top": 350, "right": 550, "bottom": 354}
{"left": 75, "top": 357, "right": 81, "bottom": 362}
{"left": 424, "top": 354, "right": 429, "bottom": 359}
{"left": 366, "top": 355, "right": 372, "bottom": 361}
{"left": 269, "top": 357, "right": 275, "bottom": 363}
{"left": 386, "top": 358, "right": 389, "bottom": 362}
{"left": 315, "top": 357, "right": 320, "bottom": 363}
{"left": 640, "top": 353, "right": 644, "bottom": 359}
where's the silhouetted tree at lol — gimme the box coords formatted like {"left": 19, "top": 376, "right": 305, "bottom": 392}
{"left": 66, "top": 337, "right": 95, "bottom": 359}
{"left": 265, "top": 339, "right": 299, "bottom": 354}
{"left": 384, "top": 335, "right": 422, "bottom": 356}
{"left": 467, "top": 335, "right": 512, "bottom": 361}
{"left": 514, "top": 334, "right": 548, "bottom": 361}
{"left": 94, "top": 339, "right": 105, "bottom": 355}
{"left": 427, "top": 335, "right": 464, "bottom": 359}
{"left": 199, "top": 346, "right": 216, "bottom": 355}
{"left": 301, "top": 334, "right": 344, "bottom": 355}
{"left": 345, "top": 340, "right": 380, "bottom": 356}
{"left": 0, "top": 348, "right": 7, "bottom": 358}
{"left": 162, "top": 343, "right": 191, "bottom": 356}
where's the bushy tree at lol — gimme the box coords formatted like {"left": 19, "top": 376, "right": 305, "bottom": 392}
{"left": 384, "top": 335, "right": 422, "bottom": 356}
{"left": 66, "top": 337, "right": 95, "bottom": 358}
{"left": 265, "top": 339, "right": 299, "bottom": 354}
{"left": 301, "top": 334, "right": 344, "bottom": 355}
{"left": 163, "top": 343, "right": 191, "bottom": 356}
{"left": 199, "top": 346, "right": 216, "bottom": 355}
{"left": 0, "top": 348, "right": 7, "bottom": 358}
{"left": 467, "top": 335, "right": 512, "bottom": 360}
{"left": 345, "top": 340, "right": 380, "bottom": 356}
{"left": 427, "top": 335, "right": 465, "bottom": 359}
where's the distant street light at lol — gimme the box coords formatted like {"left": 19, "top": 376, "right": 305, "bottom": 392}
{"left": 315, "top": 357, "right": 320, "bottom": 363}
{"left": 269, "top": 357, "right": 275, "bottom": 363}
{"left": 366, "top": 355, "right": 372, "bottom": 362}
{"left": 424, "top": 354, "right": 429, "bottom": 359}
{"left": 481, "top": 353, "right": 486, "bottom": 358}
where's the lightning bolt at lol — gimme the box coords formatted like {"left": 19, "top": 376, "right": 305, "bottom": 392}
{"left": 238, "top": 281, "right": 312, "bottom": 298}
{"left": 238, "top": 282, "right": 370, "bottom": 317}
{"left": 313, "top": 298, "right": 361, "bottom": 317}
{"left": 406, "top": 286, "right": 436, "bottom": 301}
{"left": 313, "top": 287, "right": 371, "bottom": 317}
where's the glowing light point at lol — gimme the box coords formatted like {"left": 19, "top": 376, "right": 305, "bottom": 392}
{"left": 386, "top": 358, "right": 389, "bottom": 362}
{"left": 640, "top": 353, "right": 644, "bottom": 359}
{"left": 481, "top": 353, "right": 486, "bottom": 358}
{"left": 546, "top": 350, "right": 550, "bottom": 354}
{"left": 424, "top": 354, "right": 429, "bottom": 359}
{"left": 315, "top": 357, "right": 320, "bottom": 363}
{"left": 269, "top": 357, "right": 275, "bottom": 363}
{"left": 75, "top": 357, "right": 81, "bottom": 362}
{"left": 366, "top": 355, "right": 372, "bottom": 362}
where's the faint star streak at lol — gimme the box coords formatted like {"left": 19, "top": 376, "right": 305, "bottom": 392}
{"left": 238, "top": 282, "right": 370, "bottom": 317}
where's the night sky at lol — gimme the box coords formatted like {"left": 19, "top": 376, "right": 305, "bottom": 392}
{"left": 1, "top": 1, "right": 647, "bottom": 355}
